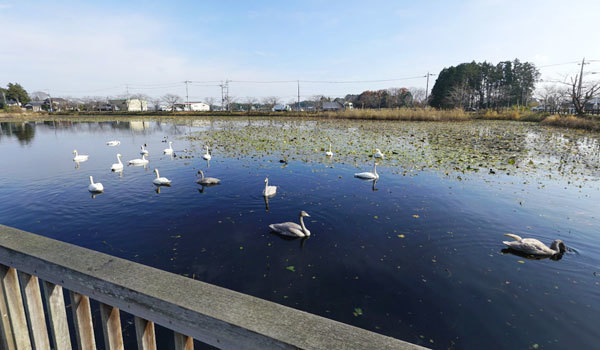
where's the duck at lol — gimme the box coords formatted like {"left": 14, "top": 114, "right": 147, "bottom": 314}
{"left": 106, "top": 140, "right": 120, "bottom": 146}
{"left": 196, "top": 170, "right": 220, "bottom": 185}
{"left": 374, "top": 149, "right": 384, "bottom": 159}
{"left": 152, "top": 169, "right": 171, "bottom": 186}
{"left": 140, "top": 144, "right": 149, "bottom": 155}
{"left": 354, "top": 162, "right": 379, "bottom": 180}
{"left": 163, "top": 141, "right": 174, "bottom": 154}
{"left": 269, "top": 211, "right": 311, "bottom": 238}
{"left": 88, "top": 176, "right": 104, "bottom": 193}
{"left": 203, "top": 145, "right": 212, "bottom": 160}
{"left": 72, "top": 150, "right": 89, "bottom": 162}
{"left": 128, "top": 154, "right": 149, "bottom": 165}
{"left": 263, "top": 177, "right": 277, "bottom": 197}
{"left": 502, "top": 234, "right": 566, "bottom": 256}
{"left": 111, "top": 154, "right": 123, "bottom": 171}
{"left": 325, "top": 143, "right": 333, "bottom": 157}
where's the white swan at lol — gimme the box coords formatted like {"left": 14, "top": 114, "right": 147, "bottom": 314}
{"left": 203, "top": 145, "right": 212, "bottom": 160}
{"left": 503, "top": 234, "right": 566, "bottom": 256}
{"left": 163, "top": 141, "right": 173, "bottom": 154}
{"left": 106, "top": 140, "right": 120, "bottom": 146}
{"left": 354, "top": 162, "right": 379, "bottom": 180}
{"left": 128, "top": 154, "right": 149, "bottom": 165}
{"left": 374, "top": 149, "right": 384, "bottom": 159}
{"left": 73, "top": 150, "right": 89, "bottom": 162}
{"left": 196, "top": 170, "right": 220, "bottom": 185}
{"left": 325, "top": 143, "right": 333, "bottom": 157}
{"left": 140, "top": 144, "right": 149, "bottom": 155}
{"left": 88, "top": 176, "right": 104, "bottom": 193}
{"left": 153, "top": 169, "right": 171, "bottom": 186}
{"left": 263, "top": 177, "right": 277, "bottom": 197}
{"left": 111, "top": 154, "right": 123, "bottom": 171}
{"left": 269, "top": 211, "right": 311, "bottom": 238}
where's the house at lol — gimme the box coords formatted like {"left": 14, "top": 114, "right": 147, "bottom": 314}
{"left": 174, "top": 102, "right": 210, "bottom": 111}
{"left": 6, "top": 99, "right": 21, "bottom": 107}
{"left": 24, "top": 101, "right": 44, "bottom": 112}
{"left": 322, "top": 101, "right": 342, "bottom": 111}
{"left": 272, "top": 104, "right": 291, "bottom": 112}
{"left": 343, "top": 102, "right": 353, "bottom": 110}
{"left": 108, "top": 99, "right": 148, "bottom": 112}
{"left": 43, "top": 98, "right": 68, "bottom": 111}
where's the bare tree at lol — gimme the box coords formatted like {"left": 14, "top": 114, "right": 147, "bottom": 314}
{"left": 130, "top": 93, "right": 150, "bottom": 101}
{"left": 30, "top": 91, "right": 49, "bottom": 101}
{"left": 262, "top": 96, "right": 280, "bottom": 110}
{"left": 408, "top": 87, "right": 426, "bottom": 107}
{"left": 310, "top": 95, "right": 324, "bottom": 110}
{"left": 570, "top": 74, "right": 600, "bottom": 116}
{"left": 536, "top": 84, "right": 569, "bottom": 113}
{"left": 226, "top": 95, "right": 237, "bottom": 111}
{"left": 162, "top": 94, "right": 181, "bottom": 112}
{"left": 244, "top": 96, "right": 257, "bottom": 111}
{"left": 204, "top": 97, "right": 215, "bottom": 109}
{"left": 446, "top": 85, "right": 469, "bottom": 109}
{"left": 149, "top": 97, "right": 162, "bottom": 111}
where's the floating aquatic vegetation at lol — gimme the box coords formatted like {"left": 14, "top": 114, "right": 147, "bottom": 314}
{"left": 183, "top": 118, "right": 600, "bottom": 186}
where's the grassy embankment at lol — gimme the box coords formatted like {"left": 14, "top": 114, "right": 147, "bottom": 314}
{"left": 2, "top": 107, "right": 600, "bottom": 132}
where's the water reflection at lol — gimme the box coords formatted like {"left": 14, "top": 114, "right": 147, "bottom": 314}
{"left": 501, "top": 248, "right": 564, "bottom": 261}
{"left": 0, "top": 122, "right": 36, "bottom": 144}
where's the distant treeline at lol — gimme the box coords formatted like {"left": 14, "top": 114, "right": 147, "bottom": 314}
{"left": 429, "top": 59, "right": 540, "bottom": 110}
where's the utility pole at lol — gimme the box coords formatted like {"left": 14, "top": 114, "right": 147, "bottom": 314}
{"left": 425, "top": 72, "right": 436, "bottom": 104}
{"left": 125, "top": 84, "right": 129, "bottom": 100}
{"left": 184, "top": 80, "right": 191, "bottom": 111}
{"left": 297, "top": 80, "right": 300, "bottom": 112}
{"left": 577, "top": 57, "right": 587, "bottom": 98}
{"left": 219, "top": 80, "right": 229, "bottom": 111}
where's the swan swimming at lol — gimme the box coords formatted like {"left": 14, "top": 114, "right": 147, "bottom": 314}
{"left": 203, "top": 145, "right": 212, "bottom": 160}
{"left": 106, "top": 140, "right": 120, "bottom": 146}
{"left": 111, "top": 154, "right": 123, "bottom": 171}
{"left": 128, "top": 154, "right": 149, "bottom": 165}
{"left": 325, "top": 143, "right": 333, "bottom": 157}
{"left": 140, "top": 144, "right": 149, "bottom": 155}
{"left": 502, "top": 234, "right": 566, "bottom": 256}
{"left": 263, "top": 177, "right": 277, "bottom": 197}
{"left": 88, "top": 176, "right": 104, "bottom": 193}
{"left": 72, "top": 150, "right": 89, "bottom": 162}
{"left": 354, "top": 162, "right": 379, "bottom": 180}
{"left": 163, "top": 141, "right": 174, "bottom": 154}
{"left": 374, "top": 149, "right": 384, "bottom": 159}
{"left": 153, "top": 169, "right": 171, "bottom": 186}
{"left": 269, "top": 211, "right": 311, "bottom": 238}
{"left": 196, "top": 170, "right": 220, "bottom": 185}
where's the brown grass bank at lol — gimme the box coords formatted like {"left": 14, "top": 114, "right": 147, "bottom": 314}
{"left": 541, "top": 115, "right": 600, "bottom": 132}
{"left": 320, "top": 108, "right": 470, "bottom": 121}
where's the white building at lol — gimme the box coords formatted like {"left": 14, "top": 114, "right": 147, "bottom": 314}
{"left": 109, "top": 99, "right": 148, "bottom": 112}
{"left": 272, "top": 104, "right": 291, "bottom": 112}
{"left": 174, "top": 102, "right": 210, "bottom": 111}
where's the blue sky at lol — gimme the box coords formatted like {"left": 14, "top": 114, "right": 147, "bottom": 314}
{"left": 1, "top": 0, "right": 600, "bottom": 102}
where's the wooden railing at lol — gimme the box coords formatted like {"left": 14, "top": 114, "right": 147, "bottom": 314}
{"left": 0, "top": 225, "right": 425, "bottom": 349}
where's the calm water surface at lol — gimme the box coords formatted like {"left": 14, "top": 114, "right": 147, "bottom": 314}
{"left": 1, "top": 118, "right": 599, "bottom": 349}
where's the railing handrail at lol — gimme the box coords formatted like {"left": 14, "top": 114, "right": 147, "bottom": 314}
{"left": 0, "top": 225, "right": 424, "bottom": 349}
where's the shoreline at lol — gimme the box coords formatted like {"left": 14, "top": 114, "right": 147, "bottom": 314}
{"left": 2, "top": 109, "right": 599, "bottom": 132}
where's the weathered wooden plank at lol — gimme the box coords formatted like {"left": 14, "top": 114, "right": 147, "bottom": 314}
{"left": 0, "top": 224, "right": 424, "bottom": 350}
{"left": 0, "top": 265, "right": 32, "bottom": 349}
{"left": 69, "top": 291, "right": 96, "bottom": 350}
{"left": 99, "top": 303, "right": 123, "bottom": 350}
{"left": 174, "top": 332, "right": 194, "bottom": 350}
{"left": 42, "top": 281, "right": 72, "bottom": 350}
{"left": 18, "top": 272, "right": 50, "bottom": 350}
{"left": 0, "top": 268, "right": 15, "bottom": 350}
{"left": 134, "top": 317, "right": 156, "bottom": 350}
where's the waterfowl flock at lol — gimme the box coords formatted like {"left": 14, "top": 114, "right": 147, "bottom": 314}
{"left": 74, "top": 138, "right": 568, "bottom": 252}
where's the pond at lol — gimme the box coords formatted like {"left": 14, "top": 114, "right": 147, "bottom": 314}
{"left": 1, "top": 117, "right": 599, "bottom": 349}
